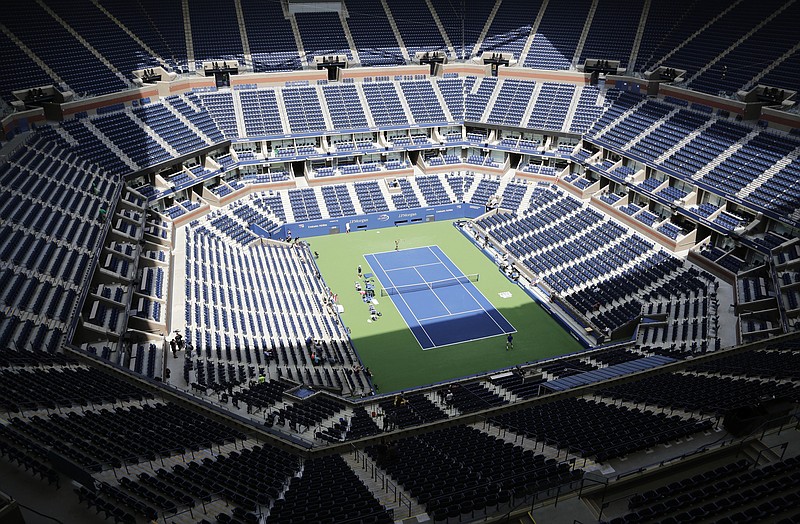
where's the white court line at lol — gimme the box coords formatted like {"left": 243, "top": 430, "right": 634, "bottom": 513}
{"left": 421, "top": 331, "right": 516, "bottom": 351}
{"left": 367, "top": 244, "right": 440, "bottom": 257}
{"left": 367, "top": 253, "right": 436, "bottom": 349}
{"left": 427, "top": 246, "right": 514, "bottom": 335}
{"left": 412, "top": 265, "right": 453, "bottom": 315}
{"left": 385, "top": 261, "right": 442, "bottom": 272}
{"left": 417, "top": 308, "right": 485, "bottom": 322}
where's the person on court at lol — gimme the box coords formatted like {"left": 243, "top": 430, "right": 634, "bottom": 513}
{"left": 357, "top": 264, "right": 362, "bottom": 278}
{"left": 506, "top": 333, "right": 513, "bottom": 351}
{"left": 394, "top": 240, "right": 399, "bottom": 251}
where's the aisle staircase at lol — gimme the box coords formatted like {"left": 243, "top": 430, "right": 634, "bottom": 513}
{"left": 652, "top": 0, "right": 744, "bottom": 70}
{"left": 654, "top": 118, "right": 717, "bottom": 164}
{"left": 518, "top": 0, "right": 551, "bottom": 65}
{"left": 424, "top": 0, "right": 457, "bottom": 59}
{"left": 342, "top": 451, "right": 426, "bottom": 519}
{"left": 339, "top": 11, "right": 361, "bottom": 65}
{"left": 626, "top": 0, "right": 651, "bottom": 72}
{"left": 84, "top": 119, "right": 140, "bottom": 171}
{"left": 90, "top": 0, "right": 171, "bottom": 70}
{"left": 381, "top": 0, "right": 411, "bottom": 62}
{"left": 686, "top": 1, "right": 796, "bottom": 85}
{"left": 470, "top": 0, "right": 503, "bottom": 59}
{"left": 622, "top": 107, "right": 682, "bottom": 151}
{"left": 181, "top": 0, "right": 195, "bottom": 71}
{"left": 736, "top": 145, "right": 800, "bottom": 199}
{"left": 36, "top": 0, "right": 133, "bottom": 88}
{"left": 690, "top": 129, "right": 760, "bottom": 181}
{"left": 0, "top": 24, "right": 64, "bottom": 87}
{"left": 571, "top": 0, "right": 599, "bottom": 68}
{"left": 232, "top": 0, "right": 252, "bottom": 69}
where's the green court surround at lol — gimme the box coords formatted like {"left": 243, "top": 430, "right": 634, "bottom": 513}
{"left": 308, "top": 221, "right": 584, "bottom": 393}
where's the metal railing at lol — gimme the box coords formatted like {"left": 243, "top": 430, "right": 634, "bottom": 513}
{"left": 350, "top": 445, "right": 413, "bottom": 518}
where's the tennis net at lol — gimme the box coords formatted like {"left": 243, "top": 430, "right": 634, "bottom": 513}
{"left": 380, "top": 274, "right": 479, "bottom": 296}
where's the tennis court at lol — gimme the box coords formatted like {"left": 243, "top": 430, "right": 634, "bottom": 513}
{"left": 364, "top": 246, "right": 515, "bottom": 349}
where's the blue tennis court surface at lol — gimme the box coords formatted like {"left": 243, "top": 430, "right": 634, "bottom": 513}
{"left": 364, "top": 246, "right": 515, "bottom": 350}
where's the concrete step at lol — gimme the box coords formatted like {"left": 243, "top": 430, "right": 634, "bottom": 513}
{"left": 287, "top": 13, "right": 309, "bottom": 66}
{"left": 561, "top": 85, "right": 586, "bottom": 132}
{"left": 691, "top": 129, "right": 760, "bottom": 181}
{"left": 477, "top": 422, "right": 605, "bottom": 474}
{"left": 654, "top": 118, "right": 716, "bottom": 165}
{"left": 592, "top": 98, "right": 649, "bottom": 140}
{"left": 273, "top": 88, "right": 292, "bottom": 134}
{"left": 744, "top": 39, "right": 800, "bottom": 90}
{"left": 161, "top": 97, "right": 214, "bottom": 145}
{"left": 480, "top": 79, "right": 503, "bottom": 122}
{"left": 623, "top": 107, "right": 681, "bottom": 151}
